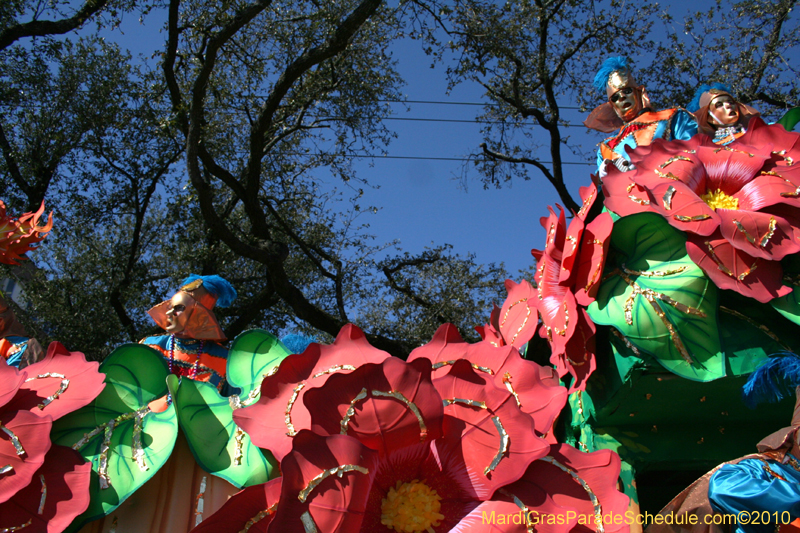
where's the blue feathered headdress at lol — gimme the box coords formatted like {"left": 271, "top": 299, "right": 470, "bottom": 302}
{"left": 688, "top": 82, "right": 731, "bottom": 113}
{"left": 742, "top": 353, "right": 800, "bottom": 408}
{"left": 179, "top": 274, "right": 237, "bottom": 308}
{"left": 281, "top": 334, "right": 316, "bottom": 355}
{"left": 593, "top": 56, "right": 631, "bottom": 96}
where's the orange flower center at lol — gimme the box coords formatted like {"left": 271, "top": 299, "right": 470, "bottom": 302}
{"left": 701, "top": 188, "right": 739, "bottom": 210}
{"left": 380, "top": 479, "right": 444, "bottom": 533}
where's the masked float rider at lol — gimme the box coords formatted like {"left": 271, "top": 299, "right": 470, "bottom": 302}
{"left": 584, "top": 56, "right": 697, "bottom": 179}
{"left": 689, "top": 83, "right": 760, "bottom": 145}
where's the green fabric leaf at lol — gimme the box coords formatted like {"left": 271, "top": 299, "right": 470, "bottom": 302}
{"left": 226, "top": 329, "right": 292, "bottom": 400}
{"left": 52, "top": 344, "right": 178, "bottom": 525}
{"left": 166, "top": 375, "right": 278, "bottom": 488}
{"left": 777, "top": 107, "right": 800, "bottom": 132}
{"left": 771, "top": 284, "right": 800, "bottom": 327}
{"left": 587, "top": 213, "right": 724, "bottom": 381}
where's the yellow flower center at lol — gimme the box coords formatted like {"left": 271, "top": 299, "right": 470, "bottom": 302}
{"left": 380, "top": 480, "right": 444, "bottom": 533}
{"left": 701, "top": 188, "right": 739, "bottom": 210}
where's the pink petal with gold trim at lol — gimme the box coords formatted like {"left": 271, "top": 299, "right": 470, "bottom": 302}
{"left": 233, "top": 324, "right": 389, "bottom": 461}
{"left": 686, "top": 233, "right": 791, "bottom": 303}
{"left": 305, "top": 357, "right": 444, "bottom": 455}
{"left": 717, "top": 208, "right": 800, "bottom": 260}
{"left": 647, "top": 180, "right": 720, "bottom": 237}
{"left": 495, "top": 280, "right": 539, "bottom": 349}
{"left": 192, "top": 477, "right": 282, "bottom": 533}
{"left": 574, "top": 212, "right": 614, "bottom": 307}
{"left": 0, "top": 410, "right": 52, "bottom": 504}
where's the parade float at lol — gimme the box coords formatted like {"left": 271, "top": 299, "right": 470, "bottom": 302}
{"left": 3, "top": 57, "right": 800, "bottom": 533}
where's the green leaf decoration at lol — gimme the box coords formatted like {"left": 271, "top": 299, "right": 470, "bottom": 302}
{"left": 51, "top": 344, "right": 178, "bottom": 526}
{"left": 771, "top": 285, "right": 800, "bottom": 327}
{"left": 587, "top": 213, "right": 724, "bottom": 381}
{"left": 226, "top": 329, "right": 292, "bottom": 401}
{"left": 777, "top": 107, "right": 800, "bottom": 132}
{"left": 166, "top": 375, "right": 278, "bottom": 488}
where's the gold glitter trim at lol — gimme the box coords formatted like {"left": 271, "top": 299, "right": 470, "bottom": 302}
{"left": 443, "top": 398, "right": 488, "bottom": 409}
{"left": 24, "top": 372, "right": 69, "bottom": 410}
{"left": 547, "top": 222, "right": 557, "bottom": 246}
{"left": 540, "top": 456, "right": 605, "bottom": 533}
{"left": 733, "top": 217, "right": 777, "bottom": 248}
{"left": 98, "top": 419, "right": 117, "bottom": 489}
{"left": 662, "top": 186, "right": 676, "bottom": 210}
{"left": 628, "top": 195, "right": 650, "bottom": 205}
{"left": 301, "top": 511, "right": 319, "bottom": 533}
{"left": 195, "top": 476, "right": 207, "bottom": 526}
{"left": 773, "top": 150, "right": 794, "bottom": 166}
{"left": 626, "top": 182, "right": 636, "bottom": 193}
{"left": 285, "top": 382, "right": 307, "bottom": 437}
{"left": 311, "top": 365, "right": 357, "bottom": 379}
{"left": 684, "top": 150, "right": 697, "bottom": 154}
{"left": 617, "top": 271, "right": 704, "bottom": 364}
{"left": 233, "top": 426, "right": 246, "bottom": 465}
{"left": 621, "top": 264, "right": 688, "bottom": 277}
{"left": 0, "top": 424, "right": 25, "bottom": 456}
{"left": 0, "top": 464, "right": 12, "bottom": 474}
{"left": 340, "top": 388, "right": 369, "bottom": 435}
{"left": 502, "top": 372, "right": 522, "bottom": 408}
{"left": 719, "top": 307, "right": 791, "bottom": 351}
{"left": 714, "top": 145, "right": 754, "bottom": 157}
{"left": 674, "top": 214, "right": 711, "bottom": 222}
{"left": 298, "top": 464, "right": 370, "bottom": 503}
{"left": 761, "top": 171, "right": 783, "bottom": 177}
{"left": 537, "top": 263, "right": 545, "bottom": 300}
{"left": 611, "top": 329, "right": 641, "bottom": 356}
{"left": 578, "top": 190, "right": 595, "bottom": 218}
{"left": 659, "top": 156, "right": 692, "bottom": 168}
{"left": 37, "top": 474, "right": 46, "bottom": 514}
{"left": 485, "top": 416, "right": 510, "bottom": 475}
{"left": 654, "top": 169, "right": 681, "bottom": 181}
{"left": 498, "top": 490, "right": 535, "bottom": 533}
{"left": 585, "top": 239, "right": 605, "bottom": 291}
{"left": 431, "top": 360, "right": 495, "bottom": 375}
{"left": 551, "top": 300, "right": 569, "bottom": 338}
{"left": 371, "top": 390, "right": 428, "bottom": 442}
{"left": 0, "top": 520, "right": 32, "bottom": 532}
{"left": 500, "top": 297, "right": 532, "bottom": 345}
{"left": 132, "top": 408, "right": 149, "bottom": 472}
{"left": 239, "top": 504, "right": 278, "bottom": 533}
{"left": 704, "top": 241, "right": 758, "bottom": 280}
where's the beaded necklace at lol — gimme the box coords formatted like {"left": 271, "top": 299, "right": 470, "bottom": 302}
{"left": 168, "top": 334, "right": 206, "bottom": 379}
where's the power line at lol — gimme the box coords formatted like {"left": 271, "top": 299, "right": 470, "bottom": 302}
{"left": 383, "top": 98, "right": 585, "bottom": 111}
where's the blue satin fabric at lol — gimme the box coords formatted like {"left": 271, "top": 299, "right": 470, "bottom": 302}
{"left": 595, "top": 109, "right": 698, "bottom": 171}
{"left": 709, "top": 456, "right": 800, "bottom": 533}
{"left": 3, "top": 335, "right": 30, "bottom": 367}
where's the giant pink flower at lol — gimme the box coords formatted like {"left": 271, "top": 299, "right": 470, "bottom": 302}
{"left": 530, "top": 185, "right": 613, "bottom": 391}
{"left": 203, "top": 325, "right": 629, "bottom": 533}
{"left": 0, "top": 342, "right": 102, "bottom": 531}
{"left": 603, "top": 118, "right": 800, "bottom": 302}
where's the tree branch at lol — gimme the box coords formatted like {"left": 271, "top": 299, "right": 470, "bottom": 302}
{"left": 0, "top": 0, "right": 110, "bottom": 51}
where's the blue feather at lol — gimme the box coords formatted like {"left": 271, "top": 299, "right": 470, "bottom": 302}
{"left": 281, "top": 334, "right": 315, "bottom": 355}
{"left": 742, "top": 353, "right": 800, "bottom": 408}
{"left": 179, "top": 274, "right": 237, "bottom": 308}
{"left": 593, "top": 56, "right": 630, "bottom": 96}
{"left": 687, "top": 82, "right": 731, "bottom": 112}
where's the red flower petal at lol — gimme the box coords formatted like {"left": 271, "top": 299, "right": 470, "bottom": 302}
{"left": 717, "top": 208, "right": 800, "bottom": 260}
{"left": 409, "top": 325, "right": 567, "bottom": 437}
{"left": 306, "top": 357, "right": 444, "bottom": 455}
{"left": 504, "top": 444, "right": 629, "bottom": 533}
{"left": 576, "top": 184, "right": 600, "bottom": 221}
{"left": 0, "top": 363, "right": 24, "bottom": 409}
{"left": 0, "top": 445, "right": 91, "bottom": 533}
{"left": 574, "top": 212, "right": 614, "bottom": 307}
{"left": 0, "top": 410, "right": 52, "bottom": 504}
{"left": 540, "top": 206, "right": 567, "bottom": 258}
{"left": 450, "top": 500, "right": 541, "bottom": 532}
{"left": 192, "top": 477, "right": 282, "bottom": 533}
{"left": 494, "top": 280, "right": 539, "bottom": 349}
{"left": 475, "top": 321, "right": 506, "bottom": 348}
{"left": 559, "top": 216, "right": 585, "bottom": 285}
{"left": 539, "top": 291, "right": 578, "bottom": 359}
{"left": 269, "top": 431, "right": 378, "bottom": 533}
{"left": 695, "top": 144, "right": 770, "bottom": 195}
{"left": 686, "top": 233, "right": 791, "bottom": 303}
{"left": 4, "top": 342, "right": 105, "bottom": 421}
{"left": 735, "top": 173, "right": 800, "bottom": 211}
{"left": 434, "top": 360, "right": 550, "bottom": 497}
{"left": 234, "top": 324, "right": 389, "bottom": 461}
{"left": 647, "top": 180, "right": 720, "bottom": 237}
{"left": 602, "top": 172, "right": 655, "bottom": 218}
{"left": 552, "top": 310, "right": 596, "bottom": 393}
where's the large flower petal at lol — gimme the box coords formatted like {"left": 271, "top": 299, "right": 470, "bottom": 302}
{"left": 0, "top": 445, "right": 91, "bottom": 533}
{"left": 0, "top": 410, "right": 52, "bottom": 504}
{"left": 434, "top": 360, "right": 550, "bottom": 497}
{"left": 552, "top": 309, "right": 597, "bottom": 392}
{"left": 686, "top": 233, "right": 791, "bottom": 303}
{"left": 450, "top": 500, "right": 541, "bottom": 532}
{"left": 647, "top": 180, "right": 720, "bottom": 237}
{"left": 4, "top": 342, "right": 105, "bottom": 421}
{"left": 0, "top": 363, "right": 24, "bottom": 409}
{"left": 192, "top": 477, "right": 282, "bottom": 533}
{"left": 717, "top": 208, "right": 800, "bottom": 260}
{"left": 574, "top": 212, "right": 614, "bottom": 307}
{"left": 494, "top": 280, "right": 539, "bottom": 349}
{"left": 234, "top": 324, "right": 389, "bottom": 461}
{"left": 269, "top": 431, "right": 378, "bottom": 533}
{"left": 735, "top": 173, "right": 800, "bottom": 211}
{"left": 503, "top": 444, "right": 629, "bottom": 533}
{"left": 305, "top": 357, "right": 444, "bottom": 455}
{"left": 695, "top": 144, "right": 771, "bottom": 195}
{"left": 538, "top": 291, "right": 578, "bottom": 360}
{"left": 409, "top": 325, "right": 567, "bottom": 437}
{"left": 602, "top": 171, "right": 656, "bottom": 218}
